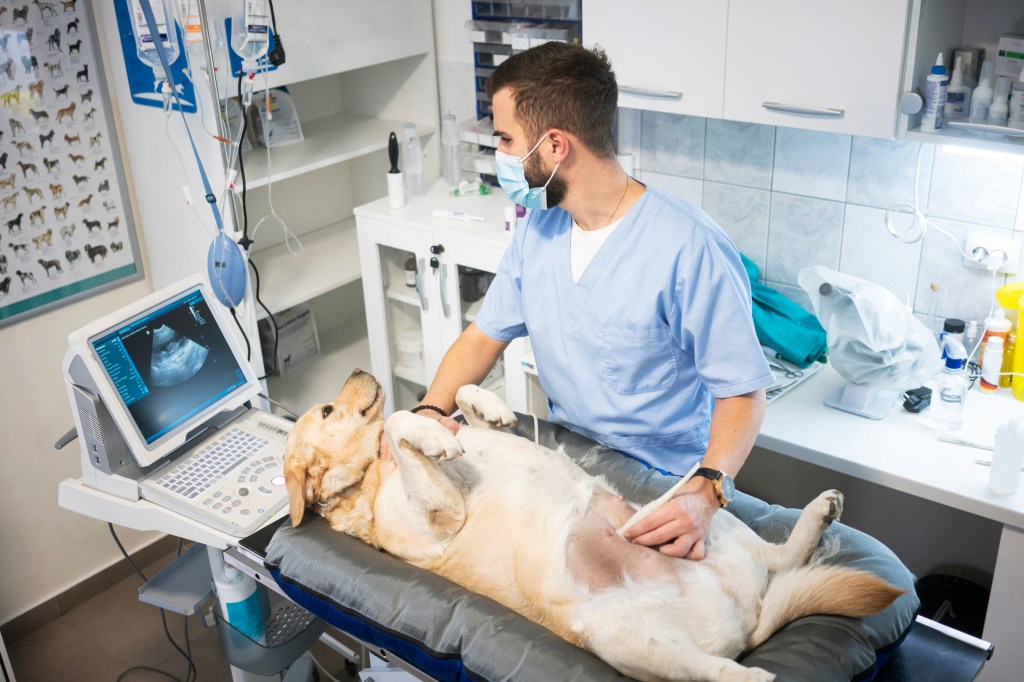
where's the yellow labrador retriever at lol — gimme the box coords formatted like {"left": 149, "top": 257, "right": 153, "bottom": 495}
{"left": 284, "top": 369, "right": 901, "bottom": 682}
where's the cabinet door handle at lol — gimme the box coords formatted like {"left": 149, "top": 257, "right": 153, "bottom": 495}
{"left": 761, "top": 102, "right": 845, "bottom": 117}
{"left": 415, "top": 257, "right": 428, "bottom": 312}
{"left": 619, "top": 85, "right": 683, "bottom": 100}
{"left": 438, "top": 263, "right": 451, "bottom": 319}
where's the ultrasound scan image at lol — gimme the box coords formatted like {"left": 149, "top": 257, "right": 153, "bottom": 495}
{"left": 149, "top": 325, "right": 209, "bottom": 387}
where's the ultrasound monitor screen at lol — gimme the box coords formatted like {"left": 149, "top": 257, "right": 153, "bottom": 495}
{"left": 90, "top": 286, "right": 248, "bottom": 445}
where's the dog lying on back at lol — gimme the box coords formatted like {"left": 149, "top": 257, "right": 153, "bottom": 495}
{"left": 284, "top": 370, "right": 901, "bottom": 682}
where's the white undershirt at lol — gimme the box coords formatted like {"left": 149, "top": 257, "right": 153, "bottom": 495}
{"left": 570, "top": 218, "right": 623, "bottom": 283}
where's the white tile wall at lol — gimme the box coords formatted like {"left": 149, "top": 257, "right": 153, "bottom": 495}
{"left": 636, "top": 111, "right": 1024, "bottom": 326}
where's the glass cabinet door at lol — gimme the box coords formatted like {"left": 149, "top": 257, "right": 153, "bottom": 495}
{"left": 378, "top": 243, "right": 431, "bottom": 412}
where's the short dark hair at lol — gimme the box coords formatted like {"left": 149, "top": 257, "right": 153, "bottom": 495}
{"left": 486, "top": 42, "right": 618, "bottom": 160}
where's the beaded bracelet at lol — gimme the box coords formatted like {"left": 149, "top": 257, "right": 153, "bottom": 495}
{"left": 410, "top": 404, "right": 449, "bottom": 418}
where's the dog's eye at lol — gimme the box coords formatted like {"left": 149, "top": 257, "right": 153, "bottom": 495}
{"left": 321, "top": 405, "right": 333, "bottom": 419}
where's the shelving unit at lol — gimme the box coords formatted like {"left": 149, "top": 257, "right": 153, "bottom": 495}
{"left": 240, "top": 114, "right": 435, "bottom": 191}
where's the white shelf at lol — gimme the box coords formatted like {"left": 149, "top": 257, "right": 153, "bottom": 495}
{"left": 240, "top": 112, "right": 435, "bottom": 190}
{"left": 265, "top": 316, "right": 371, "bottom": 417}
{"left": 393, "top": 362, "right": 428, "bottom": 387}
{"left": 252, "top": 218, "right": 359, "bottom": 319}
{"left": 462, "top": 298, "right": 483, "bottom": 323}
{"left": 905, "top": 125, "right": 1024, "bottom": 156}
{"left": 386, "top": 285, "right": 421, "bottom": 307}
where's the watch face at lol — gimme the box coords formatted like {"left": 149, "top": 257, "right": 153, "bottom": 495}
{"left": 720, "top": 474, "right": 736, "bottom": 501}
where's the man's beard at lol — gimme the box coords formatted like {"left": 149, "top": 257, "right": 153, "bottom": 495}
{"left": 524, "top": 153, "right": 567, "bottom": 208}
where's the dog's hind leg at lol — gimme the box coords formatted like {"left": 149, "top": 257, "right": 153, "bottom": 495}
{"left": 735, "top": 489, "right": 844, "bottom": 572}
{"left": 574, "top": 587, "right": 775, "bottom": 682}
{"left": 455, "top": 384, "right": 516, "bottom": 430}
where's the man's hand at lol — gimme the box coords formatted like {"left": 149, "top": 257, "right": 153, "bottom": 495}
{"left": 622, "top": 478, "right": 719, "bottom": 559}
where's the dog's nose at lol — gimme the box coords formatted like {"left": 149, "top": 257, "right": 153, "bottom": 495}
{"left": 351, "top": 368, "right": 363, "bottom": 376}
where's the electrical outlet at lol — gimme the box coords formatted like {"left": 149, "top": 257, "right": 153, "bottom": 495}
{"left": 962, "top": 231, "right": 1022, "bottom": 274}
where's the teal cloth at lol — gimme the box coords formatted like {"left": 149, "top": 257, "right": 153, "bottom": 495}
{"left": 741, "top": 254, "right": 827, "bottom": 368}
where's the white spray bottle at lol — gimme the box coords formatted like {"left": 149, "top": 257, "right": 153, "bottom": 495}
{"left": 921, "top": 53, "right": 948, "bottom": 133}
{"left": 944, "top": 54, "right": 971, "bottom": 121}
{"left": 968, "top": 61, "right": 995, "bottom": 124}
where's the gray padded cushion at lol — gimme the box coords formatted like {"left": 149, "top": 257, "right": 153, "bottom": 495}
{"left": 266, "top": 414, "right": 918, "bottom": 681}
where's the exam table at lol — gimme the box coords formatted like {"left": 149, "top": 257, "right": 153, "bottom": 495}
{"left": 245, "top": 415, "right": 990, "bottom": 681}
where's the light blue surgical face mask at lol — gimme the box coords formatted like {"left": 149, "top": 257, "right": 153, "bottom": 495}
{"left": 494, "top": 135, "right": 561, "bottom": 210}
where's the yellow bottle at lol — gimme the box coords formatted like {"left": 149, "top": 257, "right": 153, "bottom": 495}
{"left": 1014, "top": 295, "right": 1024, "bottom": 402}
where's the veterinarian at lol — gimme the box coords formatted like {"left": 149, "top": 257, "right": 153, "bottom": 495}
{"left": 415, "top": 43, "right": 774, "bottom": 560}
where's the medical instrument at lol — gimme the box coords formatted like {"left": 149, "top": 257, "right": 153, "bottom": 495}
{"left": 138, "top": 0, "right": 248, "bottom": 307}
{"left": 452, "top": 179, "right": 492, "bottom": 197}
{"left": 988, "top": 419, "right": 1024, "bottom": 495}
{"left": 976, "top": 459, "right": 1024, "bottom": 472}
{"left": 386, "top": 131, "right": 405, "bottom": 209}
{"left": 128, "top": 0, "right": 181, "bottom": 88}
{"left": 902, "top": 386, "right": 932, "bottom": 413}
{"left": 60, "top": 275, "right": 291, "bottom": 536}
{"left": 615, "top": 461, "right": 701, "bottom": 539}
{"left": 938, "top": 435, "right": 993, "bottom": 451}
{"left": 432, "top": 209, "right": 486, "bottom": 222}
{"left": 230, "top": 0, "right": 270, "bottom": 73}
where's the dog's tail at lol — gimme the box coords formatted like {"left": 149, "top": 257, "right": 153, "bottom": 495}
{"left": 748, "top": 565, "right": 904, "bottom": 649}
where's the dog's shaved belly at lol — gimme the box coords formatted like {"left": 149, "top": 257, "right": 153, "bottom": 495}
{"left": 566, "top": 488, "right": 682, "bottom": 592}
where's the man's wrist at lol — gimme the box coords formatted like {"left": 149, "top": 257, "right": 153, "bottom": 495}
{"left": 687, "top": 476, "right": 721, "bottom": 509}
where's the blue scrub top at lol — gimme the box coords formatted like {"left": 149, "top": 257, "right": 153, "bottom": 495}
{"left": 474, "top": 184, "right": 773, "bottom": 474}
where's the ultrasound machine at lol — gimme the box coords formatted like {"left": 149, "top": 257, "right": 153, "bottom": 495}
{"left": 60, "top": 274, "right": 294, "bottom": 542}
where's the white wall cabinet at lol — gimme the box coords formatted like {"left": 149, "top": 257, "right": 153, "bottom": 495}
{"left": 585, "top": 0, "right": 727, "bottom": 118}
{"left": 355, "top": 182, "right": 531, "bottom": 415}
{"left": 585, "top": 0, "right": 911, "bottom": 139}
{"left": 723, "top": 0, "right": 911, "bottom": 138}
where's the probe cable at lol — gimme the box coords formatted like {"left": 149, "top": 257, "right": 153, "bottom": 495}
{"left": 108, "top": 524, "right": 196, "bottom": 682}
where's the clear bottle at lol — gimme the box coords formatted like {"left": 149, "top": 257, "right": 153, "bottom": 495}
{"left": 968, "top": 60, "right": 995, "bottom": 124}
{"left": 129, "top": 0, "right": 181, "bottom": 83}
{"left": 988, "top": 77, "right": 1012, "bottom": 127}
{"left": 979, "top": 336, "right": 1004, "bottom": 393}
{"left": 1009, "top": 65, "right": 1024, "bottom": 131}
{"left": 988, "top": 418, "right": 1024, "bottom": 496}
{"left": 441, "top": 113, "right": 460, "bottom": 187}
{"left": 230, "top": 0, "right": 270, "bottom": 73}
{"left": 927, "top": 341, "right": 968, "bottom": 432}
{"left": 921, "top": 53, "right": 948, "bottom": 133}
{"left": 402, "top": 122, "right": 423, "bottom": 196}
{"left": 944, "top": 54, "right": 971, "bottom": 121}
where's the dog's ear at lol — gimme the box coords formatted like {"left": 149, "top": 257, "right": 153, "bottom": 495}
{"left": 284, "top": 436, "right": 311, "bottom": 527}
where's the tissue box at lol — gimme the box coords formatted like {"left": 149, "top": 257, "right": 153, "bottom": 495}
{"left": 996, "top": 34, "right": 1024, "bottom": 79}
{"left": 258, "top": 305, "right": 320, "bottom": 377}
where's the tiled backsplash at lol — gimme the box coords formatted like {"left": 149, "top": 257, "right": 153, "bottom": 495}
{"left": 623, "top": 111, "right": 1024, "bottom": 327}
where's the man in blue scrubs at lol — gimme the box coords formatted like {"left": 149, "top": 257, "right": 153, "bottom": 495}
{"left": 415, "top": 43, "right": 774, "bottom": 560}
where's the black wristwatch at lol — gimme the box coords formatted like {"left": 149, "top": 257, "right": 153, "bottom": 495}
{"left": 693, "top": 467, "right": 736, "bottom": 508}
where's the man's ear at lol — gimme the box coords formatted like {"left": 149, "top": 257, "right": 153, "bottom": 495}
{"left": 545, "top": 129, "right": 570, "bottom": 164}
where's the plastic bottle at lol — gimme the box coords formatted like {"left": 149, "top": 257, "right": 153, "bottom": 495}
{"left": 129, "top": 0, "right": 181, "bottom": 83}
{"left": 989, "top": 77, "right": 1012, "bottom": 127}
{"left": 404, "top": 255, "right": 417, "bottom": 287}
{"left": 230, "top": 0, "right": 270, "bottom": 73}
{"left": 1009, "top": 65, "right": 1024, "bottom": 131}
{"left": 979, "top": 336, "right": 1004, "bottom": 393}
{"left": 441, "top": 113, "right": 460, "bottom": 187}
{"left": 921, "top": 53, "right": 948, "bottom": 133}
{"left": 926, "top": 283, "right": 943, "bottom": 339}
{"left": 402, "top": 122, "right": 423, "bottom": 197}
{"left": 940, "top": 318, "right": 965, "bottom": 357}
{"left": 988, "top": 418, "right": 1024, "bottom": 496}
{"left": 212, "top": 561, "right": 266, "bottom": 643}
{"left": 979, "top": 308, "right": 1012, "bottom": 366}
{"left": 1001, "top": 332, "right": 1015, "bottom": 389}
{"left": 927, "top": 338, "right": 968, "bottom": 431}
{"left": 968, "top": 61, "right": 995, "bottom": 124}
{"left": 944, "top": 54, "right": 972, "bottom": 121}
{"left": 964, "top": 320, "right": 981, "bottom": 355}
{"left": 1014, "top": 294, "right": 1024, "bottom": 403}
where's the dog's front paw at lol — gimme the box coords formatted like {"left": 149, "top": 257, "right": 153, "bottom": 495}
{"left": 386, "top": 411, "right": 463, "bottom": 461}
{"left": 810, "top": 489, "right": 844, "bottom": 524}
{"left": 456, "top": 384, "right": 517, "bottom": 428}
{"left": 724, "top": 668, "right": 775, "bottom": 682}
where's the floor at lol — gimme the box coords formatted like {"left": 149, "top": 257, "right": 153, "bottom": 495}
{"left": 7, "top": 549, "right": 356, "bottom": 682}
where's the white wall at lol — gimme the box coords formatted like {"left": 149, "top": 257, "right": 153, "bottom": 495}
{"left": 433, "top": 1, "right": 476, "bottom": 126}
